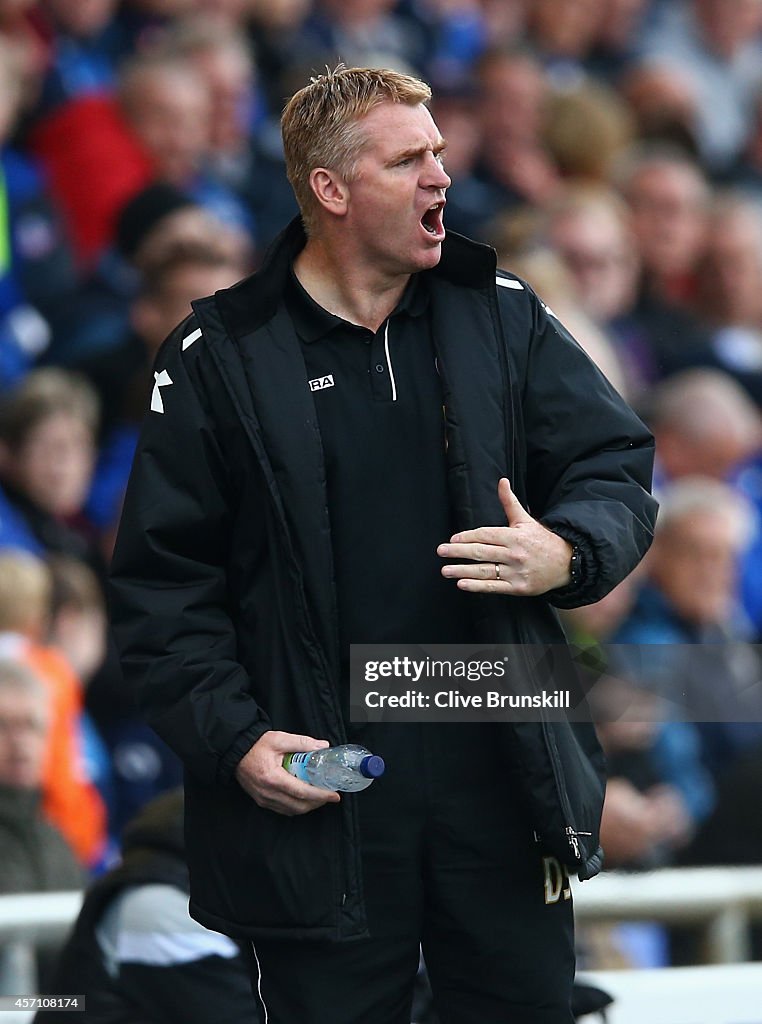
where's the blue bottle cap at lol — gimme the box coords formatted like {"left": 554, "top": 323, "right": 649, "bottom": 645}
{"left": 360, "top": 754, "right": 385, "bottom": 779}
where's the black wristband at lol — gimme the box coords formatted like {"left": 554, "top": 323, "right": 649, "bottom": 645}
{"left": 568, "top": 543, "right": 583, "bottom": 587}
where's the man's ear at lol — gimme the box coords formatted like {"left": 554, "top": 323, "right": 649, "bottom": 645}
{"left": 309, "top": 167, "right": 349, "bottom": 218}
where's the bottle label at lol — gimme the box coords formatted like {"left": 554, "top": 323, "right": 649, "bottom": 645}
{"left": 283, "top": 751, "right": 311, "bottom": 782}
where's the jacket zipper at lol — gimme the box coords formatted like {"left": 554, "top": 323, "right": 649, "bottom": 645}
{"left": 513, "top": 628, "right": 587, "bottom": 867}
{"left": 565, "top": 826, "right": 592, "bottom": 861}
{"left": 202, "top": 326, "right": 353, "bottom": 932}
{"left": 539, "top": 712, "right": 588, "bottom": 865}
{"left": 489, "top": 277, "right": 591, "bottom": 869}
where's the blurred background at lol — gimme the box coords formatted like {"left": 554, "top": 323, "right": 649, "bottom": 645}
{"left": 1, "top": 0, "right": 762, "bottom": 1020}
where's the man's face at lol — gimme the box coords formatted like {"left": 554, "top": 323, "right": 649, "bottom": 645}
{"left": 626, "top": 163, "right": 708, "bottom": 278}
{"left": 46, "top": 0, "right": 117, "bottom": 37}
{"left": 696, "top": 0, "right": 762, "bottom": 58}
{"left": 550, "top": 207, "right": 638, "bottom": 322}
{"left": 126, "top": 71, "right": 211, "bottom": 185}
{"left": 193, "top": 45, "right": 253, "bottom": 153}
{"left": 699, "top": 212, "right": 762, "bottom": 325}
{"left": 532, "top": 0, "right": 602, "bottom": 57}
{"left": 133, "top": 261, "right": 243, "bottom": 357}
{"left": 651, "top": 512, "right": 740, "bottom": 626}
{"left": 341, "top": 102, "right": 451, "bottom": 277}
{"left": 0, "top": 687, "right": 48, "bottom": 790}
{"left": 479, "top": 57, "right": 546, "bottom": 144}
{"left": 12, "top": 412, "right": 95, "bottom": 517}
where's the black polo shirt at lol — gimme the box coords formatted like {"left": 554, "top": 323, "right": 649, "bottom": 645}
{"left": 285, "top": 268, "right": 474, "bottom": 687}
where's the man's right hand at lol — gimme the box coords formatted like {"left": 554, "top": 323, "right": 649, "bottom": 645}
{"left": 235, "top": 730, "right": 341, "bottom": 816}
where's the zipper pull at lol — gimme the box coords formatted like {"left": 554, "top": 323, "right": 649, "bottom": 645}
{"left": 566, "top": 825, "right": 581, "bottom": 861}
{"left": 565, "top": 826, "right": 593, "bottom": 860}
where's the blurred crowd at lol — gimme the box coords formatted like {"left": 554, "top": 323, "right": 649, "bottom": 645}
{"left": 2, "top": 0, "right": 762, "bottom": 978}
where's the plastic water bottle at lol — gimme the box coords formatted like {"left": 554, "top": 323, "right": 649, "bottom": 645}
{"left": 283, "top": 744, "right": 385, "bottom": 792}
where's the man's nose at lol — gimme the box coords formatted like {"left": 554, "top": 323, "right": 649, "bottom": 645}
{"left": 422, "top": 153, "right": 451, "bottom": 190}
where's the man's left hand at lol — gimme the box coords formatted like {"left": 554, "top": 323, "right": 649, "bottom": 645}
{"left": 437, "top": 478, "right": 572, "bottom": 596}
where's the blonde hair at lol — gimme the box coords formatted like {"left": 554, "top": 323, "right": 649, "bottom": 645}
{"left": 543, "top": 183, "right": 632, "bottom": 232}
{"left": 0, "top": 550, "right": 52, "bottom": 637}
{"left": 650, "top": 368, "right": 760, "bottom": 444}
{"left": 0, "top": 368, "right": 99, "bottom": 452}
{"left": 118, "top": 53, "right": 202, "bottom": 122}
{"left": 154, "top": 15, "right": 253, "bottom": 68}
{"left": 281, "top": 65, "right": 431, "bottom": 235}
{"left": 545, "top": 82, "right": 635, "bottom": 182}
{"left": 656, "top": 476, "right": 753, "bottom": 549}
{"left": 47, "top": 555, "right": 103, "bottom": 617}
{"left": 0, "top": 659, "right": 48, "bottom": 710}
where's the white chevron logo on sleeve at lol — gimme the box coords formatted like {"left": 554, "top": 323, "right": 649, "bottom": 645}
{"left": 151, "top": 370, "right": 173, "bottom": 413}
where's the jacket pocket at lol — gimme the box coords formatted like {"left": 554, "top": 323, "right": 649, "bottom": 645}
{"left": 184, "top": 775, "right": 346, "bottom": 938}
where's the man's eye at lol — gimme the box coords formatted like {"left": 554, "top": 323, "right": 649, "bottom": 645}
{"left": 397, "top": 157, "right": 413, "bottom": 167}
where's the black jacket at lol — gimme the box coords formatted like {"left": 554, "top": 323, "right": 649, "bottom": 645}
{"left": 110, "top": 219, "right": 657, "bottom": 942}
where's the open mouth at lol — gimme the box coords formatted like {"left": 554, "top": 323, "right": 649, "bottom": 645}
{"left": 421, "top": 201, "right": 445, "bottom": 238}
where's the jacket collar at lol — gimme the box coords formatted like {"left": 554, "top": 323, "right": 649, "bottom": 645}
{"left": 213, "top": 216, "right": 497, "bottom": 338}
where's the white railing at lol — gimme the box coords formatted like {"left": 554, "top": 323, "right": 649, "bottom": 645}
{"left": 1, "top": 869, "right": 762, "bottom": 1014}
{"left": 573, "top": 866, "right": 762, "bottom": 963}
{"left": 578, "top": 963, "right": 762, "bottom": 1024}
{"left": 0, "top": 892, "right": 83, "bottom": 1000}
{"left": 0, "top": 892, "right": 83, "bottom": 945}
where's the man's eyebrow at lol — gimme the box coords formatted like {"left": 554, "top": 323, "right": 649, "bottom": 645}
{"left": 389, "top": 138, "right": 448, "bottom": 162}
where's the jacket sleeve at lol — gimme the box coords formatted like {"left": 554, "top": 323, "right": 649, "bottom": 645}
{"left": 517, "top": 291, "right": 658, "bottom": 608}
{"left": 109, "top": 320, "right": 271, "bottom": 784}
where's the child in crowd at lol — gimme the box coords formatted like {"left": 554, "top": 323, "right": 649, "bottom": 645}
{"left": 0, "top": 367, "right": 102, "bottom": 573}
{"left": 0, "top": 548, "right": 106, "bottom": 866}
